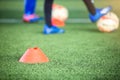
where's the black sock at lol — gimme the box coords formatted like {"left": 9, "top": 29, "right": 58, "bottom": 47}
{"left": 83, "top": 0, "right": 96, "bottom": 15}
{"left": 44, "top": 0, "right": 53, "bottom": 27}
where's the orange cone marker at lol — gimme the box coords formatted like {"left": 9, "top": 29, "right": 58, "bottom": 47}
{"left": 19, "top": 47, "right": 49, "bottom": 64}
{"left": 52, "top": 18, "right": 65, "bottom": 27}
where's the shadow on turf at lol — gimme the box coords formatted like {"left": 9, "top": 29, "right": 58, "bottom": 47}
{"left": 68, "top": 27, "right": 100, "bottom": 33}
{"left": 93, "top": 75, "right": 120, "bottom": 80}
{"left": 35, "top": 26, "right": 100, "bottom": 34}
{"left": 0, "top": 53, "right": 22, "bottom": 63}
{"left": 84, "top": 28, "right": 100, "bottom": 33}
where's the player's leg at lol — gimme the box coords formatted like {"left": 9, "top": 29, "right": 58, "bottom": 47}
{"left": 24, "top": 0, "right": 36, "bottom": 15}
{"left": 43, "top": 0, "right": 64, "bottom": 34}
{"left": 23, "top": 0, "right": 43, "bottom": 23}
{"left": 83, "top": 0, "right": 112, "bottom": 22}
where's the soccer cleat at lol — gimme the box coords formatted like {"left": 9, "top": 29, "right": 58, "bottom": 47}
{"left": 23, "top": 14, "right": 43, "bottom": 23}
{"left": 43, "top": 24, "right": 65, "bottom": 34}
{"left": 89, "top": 6, "right": 112, "bottom": 22}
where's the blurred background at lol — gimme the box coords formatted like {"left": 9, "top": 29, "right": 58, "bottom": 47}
{"left": 0, "top": 0, "right": 119, "bottom": 20}
{"left": 0, "top": 1, "right": 120, "bottom": 80}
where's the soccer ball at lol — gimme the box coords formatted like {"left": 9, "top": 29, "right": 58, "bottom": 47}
{"left": 97, "top": 12, "right": 119, "bottom": 32}
{"left": 52, "top": 4, "right": 69, "bottom": 21}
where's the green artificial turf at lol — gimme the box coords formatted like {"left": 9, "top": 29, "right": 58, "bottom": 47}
{"left": 0, "top": 0, "right": 120, "bottom": 80}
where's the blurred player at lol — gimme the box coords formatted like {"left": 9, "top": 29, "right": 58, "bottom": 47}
{"left": 23, "top": 0, "right": 43, "bottom": 23}
{"left": 43, "top": 0, "right": 112, "bottom": 34}
{"left": 43, "top": 0, "right": 65, "bottom": 34}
